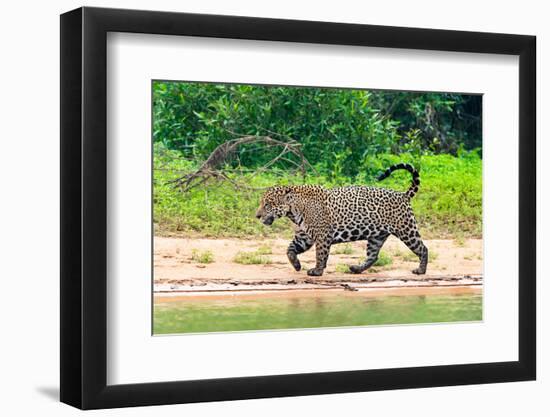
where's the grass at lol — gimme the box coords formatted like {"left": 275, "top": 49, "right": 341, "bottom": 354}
{"left": 453, "top": 234, "right": 466, "bottom": 247}
{"left": 361, "top": 152, "right": 482, "bottom": 238}
{"left": 332, "top": 243, "right": 354, "bottom": 255}
{"left": 233, "top": 251, "right": 272, "bottom": 265}
{"left": 400, "top": 250, "right": 438, "bottom": 262}
{"left": 335, "top": 250, "right": 391, "bottom": 273}
{"left": 190, "top": 249, "right": 214, "bottom": 264}
{"left": 400, "top": 252, "right": 418, "bottom": 262}
{"left": 335, "top": 263, "right": 351, "bottom": 273}
{"left": 255, "top": 245, "right": 273, "bottom": 255}
{"left": 374, "top": 251, "right": 393, "bottom": 267}
{"left": 154, "top": 146, "right": 482, "bottom": 239}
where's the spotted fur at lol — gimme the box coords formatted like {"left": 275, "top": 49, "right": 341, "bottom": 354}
{"left": 255, "top": 163, "right": 428, "bottom": 276}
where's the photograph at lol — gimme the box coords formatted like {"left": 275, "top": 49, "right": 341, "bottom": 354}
{"left": 0, "top": 0, "right": 542, "bottom": 413}
{"left": 152, "top": 81, "right": 483, "bottom": 335}
{"left": 53, "top": 2, "right": 540, "bottom": 412}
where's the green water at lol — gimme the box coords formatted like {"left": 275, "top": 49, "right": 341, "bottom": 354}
{"left": 153, "top": 292, "right": 482, "bottom": 335}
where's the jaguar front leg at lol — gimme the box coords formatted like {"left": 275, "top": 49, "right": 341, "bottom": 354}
{"left": 286, "top": 231, "right": 313, "bottom": 271}
{"left": 307, "top": 236, "right": 332, "bottom": 277}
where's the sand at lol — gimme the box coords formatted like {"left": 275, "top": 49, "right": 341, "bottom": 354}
{"left": 153, "top": 236, "right": 483, "bottom": 295}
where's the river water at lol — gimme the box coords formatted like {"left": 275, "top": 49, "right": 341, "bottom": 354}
{"left": 154, "top": 289, "right": 482, "bottom": 335}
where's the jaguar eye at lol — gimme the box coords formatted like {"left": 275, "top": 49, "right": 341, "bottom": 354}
{"left": 264, "top": 204, "right": 271, "bottom": 210}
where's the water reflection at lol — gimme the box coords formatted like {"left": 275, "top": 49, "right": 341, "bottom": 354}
{"left": 154, "top": 292, "right": 482, "bottom": 335}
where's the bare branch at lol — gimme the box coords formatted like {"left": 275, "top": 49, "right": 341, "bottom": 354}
{"left": 166, "top": 134, "right": 314, "bottom": 192}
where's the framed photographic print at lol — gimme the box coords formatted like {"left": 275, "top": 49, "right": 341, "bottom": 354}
{"left": 60, "top": 6, "right": 536, "bottom": 410}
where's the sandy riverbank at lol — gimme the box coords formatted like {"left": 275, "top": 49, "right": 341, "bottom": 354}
{"left": 154, "top": 236, "right": 483, "bottom": 294}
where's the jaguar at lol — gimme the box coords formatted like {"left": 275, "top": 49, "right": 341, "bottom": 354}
{"left": 255, "top": 163, "right": 428, "bottom": 276}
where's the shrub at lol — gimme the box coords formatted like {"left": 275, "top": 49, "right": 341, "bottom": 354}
{"left": 190, "top": 249, "right": 214, "bottom": 264}
{"left": 335, "top": 264, "right": 351, "bottom": 273}
{"left": 154, "top": 145, "right": 482, "bottom": 239}
{"left": 255, "top": 245, "right": 273, "bottom": 255}
{"left": 233, "top": 251, "right": 272, "bottom": 265}
{"left": 374, "top": 251, "right": 393, "bottom": 267}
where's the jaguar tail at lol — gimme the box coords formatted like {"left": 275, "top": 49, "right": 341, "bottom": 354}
{"left": 376, "top": 163, "right": 420, "bottom": 199}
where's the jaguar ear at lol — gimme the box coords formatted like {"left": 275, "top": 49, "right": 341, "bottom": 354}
{"left": 283, "top": 187, "right": 296, "bottom": 204}
{"left": 281, "top": 188, "right": 296, "bottom": 214}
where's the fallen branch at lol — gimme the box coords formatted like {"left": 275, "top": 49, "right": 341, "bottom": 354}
{"left": 167, "top": 135, "right": 314, "bottom": 192}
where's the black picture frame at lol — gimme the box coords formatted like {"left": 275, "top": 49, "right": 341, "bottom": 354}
{"left": 60, "top": 6, "right": 536, "bottom": 410}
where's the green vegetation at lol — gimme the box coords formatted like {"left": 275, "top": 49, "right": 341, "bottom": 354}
{"left": 233, "top": 251, "right": 272, "bottom": 265}
{"left": 255, "top": 245, "right": 273, "bottom": 255}
{"left": 154, "top": 82, "right": 481, "bottom": 177}
{"left": 154, "top": 147, "right": 481, "bottom": 238}
{"left": 332, "top": 244, "right": 355, "bottom": 255}
{"left": 153, "top": 82, "right": 482, "bottom": 240}
{"left": 400, "top": 250, "right": 438, "bottom": 262}
{"left": 190, "top": 249, "right": 214, "bottom": 264}
{"left": 335, "top": 263, "right": 351, "bottom": 273}
{"left": 374, "top": 251, "right": 393, "bottom": 267}
{"left": 453, "top": 234, "right": 467, "bottom": 247}
{"left": 400, "top": 252, "right": 417, "bottom": 262}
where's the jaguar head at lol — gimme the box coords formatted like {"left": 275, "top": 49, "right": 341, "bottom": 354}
{"left": 255, "top": 186, "right": 294, "bottom": 226}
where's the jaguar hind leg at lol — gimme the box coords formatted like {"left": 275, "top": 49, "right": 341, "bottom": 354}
{"left": 349, "top": 232, "right": 390, "bottom": 274}
{"left": 397, "top": 230, "right": 428, "bottom": 275}
{"left": 408, "top": 239, "right": 428, "bottom": 274}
